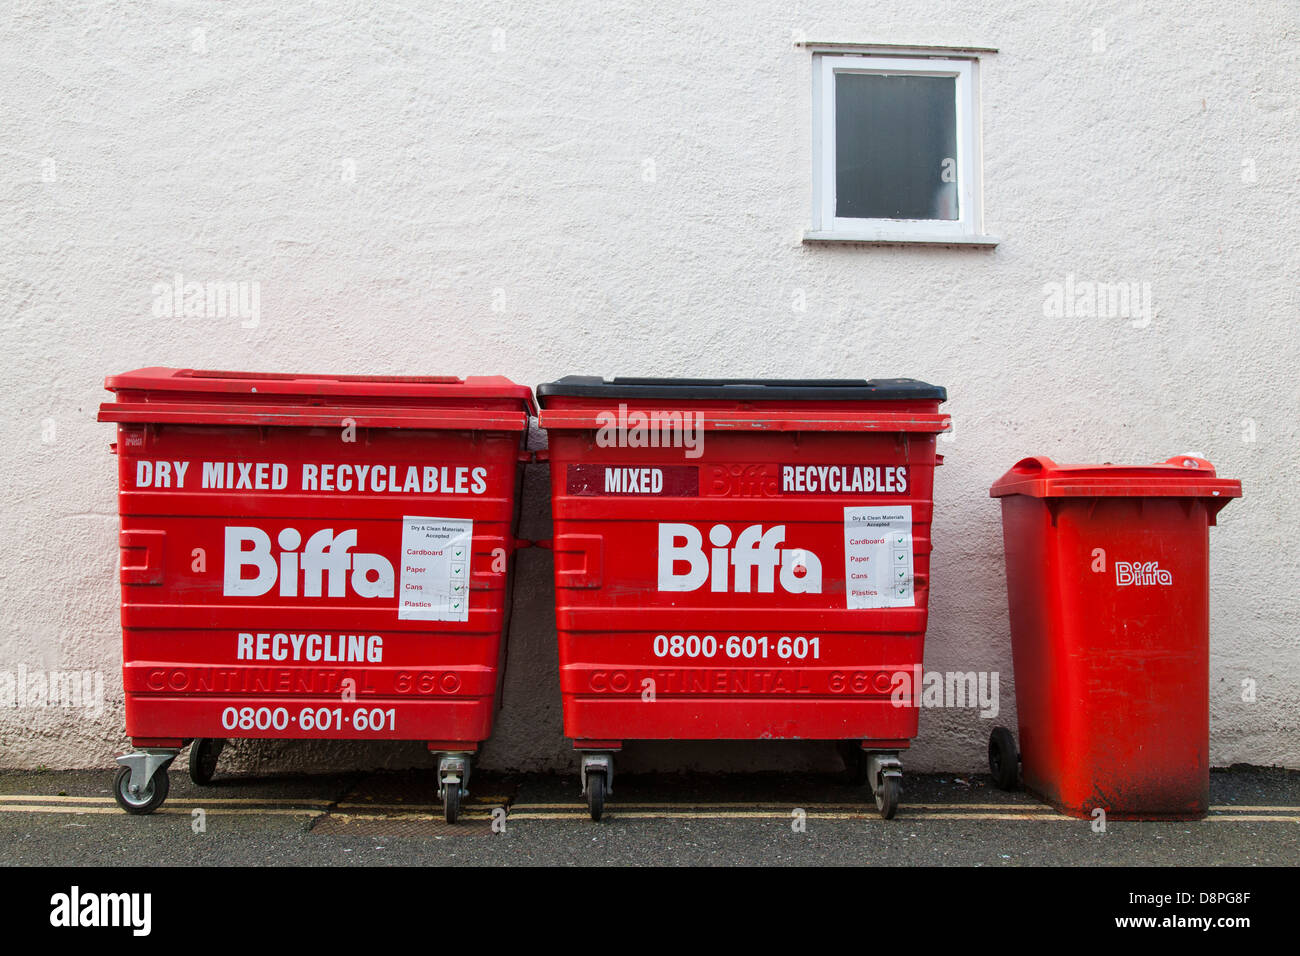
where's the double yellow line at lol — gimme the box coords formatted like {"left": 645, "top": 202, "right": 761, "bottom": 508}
{"left": 1, "top": 794, "right": 1296, "bottom": 823}
{"left": 504, "top": 802, "right": 1300, "bottom": 823}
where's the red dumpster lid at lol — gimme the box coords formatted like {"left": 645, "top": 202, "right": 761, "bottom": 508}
{"left": 535, "top": 376, "right": 949, "bottom": 433}
{"left": 98, "top": 368, "right": 536, "bottom": 430}
{"left": 990, "top": 455, "right": 1242, "bottom": 500}
{"left": 537, "top": 375, "right": 946, "bottom": 403}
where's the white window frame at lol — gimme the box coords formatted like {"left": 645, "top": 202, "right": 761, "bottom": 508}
{"left": 808, "top": 51, "right": 992, "bottom": 245}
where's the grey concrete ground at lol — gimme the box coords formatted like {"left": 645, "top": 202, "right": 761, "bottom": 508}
{"left": 0, "top": 765, "right": 1296, "bottom": 866}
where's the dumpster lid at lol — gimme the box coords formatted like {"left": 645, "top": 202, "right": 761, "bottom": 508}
{"left": 535, "top": 376, "right": 946, "bottom": 403}
{"left": 98, "top": 368, "right": 536, "bottom": 429}
{"left": 989, "top": 455, "right": 1243, "bottom": 500}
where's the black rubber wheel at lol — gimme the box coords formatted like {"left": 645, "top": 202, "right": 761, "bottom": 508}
{"left": 188, "top": 738, "right": 221, "bottom": 785}
{"left": 838, "top": 741, "right": 870, "bottom": 785}
{"left": 586, "top": 771, "right": 606, "bottom": 822}
{"left": 113, "top": 765, "right": 169, "bottom": 815}
{"left": 443, "top": 780, "right": 461, "bottom": 824}
{"left": 989, "top": 726, "right": 1019, "bottom": 790}
{"left": 875, "top": 775, "right": 901, "bottom": 820}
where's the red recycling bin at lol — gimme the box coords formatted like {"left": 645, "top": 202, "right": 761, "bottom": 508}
{"left": 537, "top": 377, "right": 950, "bottom": 819}
{"left": 988, "top": 455, "right": 1241, "bottom": 819}
{"left": 98, "top": 368, "right": 535, "bottom": 820}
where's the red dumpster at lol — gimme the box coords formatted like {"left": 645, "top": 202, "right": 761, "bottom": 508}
{"left": 988, "top": 455, "right": 1241, "bottom": 819}
{"left": 536, "top": 377, "right": 949, "bottom": 819}
{"left": 98, "top": 368, "right": 535, "bottom": 821}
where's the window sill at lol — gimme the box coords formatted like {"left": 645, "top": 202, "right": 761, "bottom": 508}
{"left": 803, "top": 231, "right": 1000, "bottom": 248}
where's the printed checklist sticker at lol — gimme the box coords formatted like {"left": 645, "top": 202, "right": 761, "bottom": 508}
{"left": 844, "top": 505, "right": 914, "bottom": 609}
{"left": 398, "top": 517, "right": 473, "bottom": 621}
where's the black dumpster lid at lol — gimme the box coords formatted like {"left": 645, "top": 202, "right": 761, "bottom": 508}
{"left": 535, "top": 376, "right": 946, "bottom": 403}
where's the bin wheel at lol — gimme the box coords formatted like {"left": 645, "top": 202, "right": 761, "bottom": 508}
{"left": 988, "top": 727, "right": 1019, "bottom": 790}
{"left": 443, "top": 781, "right": 461, "bottom": 824}
{"left": 837, "top": 741, "right": 870, "bottom": 785}
{"left": 875, "top": 775, "right": 901, "bottom": 820}
{"left": 586, "top": 770, "right": 607, "bottom": 822}
{"left": 188, "top": 738, "right": 220, "bottom": 785}
{"left": 113, "top": 765, "right": 169, "bottom": 815}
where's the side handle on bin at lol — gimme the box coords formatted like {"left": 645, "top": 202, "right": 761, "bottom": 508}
{"left": 553, "top": 534, "right": 603, "bottom": 589}
{"left": 120, "top": 530, "right": 165, "bottom": 585}
{"left": 1164, "top": 455, "right": 1215, "bottom": 474}
{"left": 1008, "top": 456, "right": 1051, "bottom": 475}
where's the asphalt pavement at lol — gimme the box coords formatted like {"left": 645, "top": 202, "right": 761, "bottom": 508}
{"left": 1, "top": 765, "right": 1296, "bottom": 866}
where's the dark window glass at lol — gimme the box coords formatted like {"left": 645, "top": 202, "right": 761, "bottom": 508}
{"left": 834, "top": 72, "right": 958, "bottom": 220}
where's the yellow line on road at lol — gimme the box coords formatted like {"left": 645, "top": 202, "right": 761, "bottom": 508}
{"left": 0, "top": 795, "right": 1295, "bottom": 823}
{"left": 505, "top": 809, "right": 1298, "bottom": 823}
{"left": 0, "top": 805, "right": 121, "bottom": 815}
{"left": 324, "top": 812, "right": 495, "bottom": 822}
{"left": 505, "top": 810, "right": 1081, "bottom": 821}
{"left": 0, "top": 794, "right": 506, "bottom": 809}
{"left": 0, "top": 805, "right": 319, "bottom": 816}
{"left": 334, "top": 803, "right": 505, "bottom": 813}
{"left": 0, "top": 795, "right": 332, "bottom": 808}
{"left": 506, "top": 801, "right": 1057, "bottom": 812}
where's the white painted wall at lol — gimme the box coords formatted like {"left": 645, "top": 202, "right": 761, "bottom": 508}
{"left": 2, "top": 2, "right": 1296, "bottom": 775}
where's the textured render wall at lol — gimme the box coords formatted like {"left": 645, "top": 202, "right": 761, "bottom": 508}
{"left": 1, "top": 2, "right": 1296, "bottom": 775}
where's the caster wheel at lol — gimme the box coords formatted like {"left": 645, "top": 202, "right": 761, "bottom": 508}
{"left": 586, "top": 771, "right": 607, "bottom": 822}
{"left": 874, "top": 775, "right": 901, "bottom": 820}
{"left": 837, "top": 741, "right": 870, "bottom": 785}
{"left": 443, "top": 781, "right": 461, "bottom": 824}
{"left": 988, "top": 727, "right": 1019, "bottom": 791}
{"left": 113, "top": 765, "right": 169, "bottom": 815}
{"left": 188, "top": 738, "right": 222, "bottom": 785}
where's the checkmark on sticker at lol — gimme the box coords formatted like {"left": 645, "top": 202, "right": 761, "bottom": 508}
{"left": 398, "top": 517, "right": 474, "bottom": 622}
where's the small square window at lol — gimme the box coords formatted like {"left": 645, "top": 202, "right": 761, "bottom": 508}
{"left": 808, "top": 52, "right": 991, "bottom": 244}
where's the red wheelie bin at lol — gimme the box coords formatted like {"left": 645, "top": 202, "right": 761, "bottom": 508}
{"left": 98, "top": 368, "right": 535, "bottom": 821}
{"left": 988, "top": 455, "right": 1241, "bottom": 819}
{"left": 537, "top": 376, "right": 949, "bottom": 819}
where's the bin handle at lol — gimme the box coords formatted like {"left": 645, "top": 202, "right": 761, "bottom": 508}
{"left": 1008, "top": 456, "right": 1052, "bottom": 475}
{"left": 553, "top": 534, "right": 603, "bottom": 589}
{"left": 120, "top": 530, "right": 165, "bottom": 585}
{"left": 1164, "top": 455, "right": 1216, "bottom": 473}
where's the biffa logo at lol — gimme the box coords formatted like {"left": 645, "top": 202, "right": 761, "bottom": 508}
{"left": 223, "top": 527, "right": 395, "bottom": 598}
{"left": 657, "top": 523, "right": 821, "bottom": 593}
{"left": 1115, "top": 561, "right": 1172, "bottom": 586}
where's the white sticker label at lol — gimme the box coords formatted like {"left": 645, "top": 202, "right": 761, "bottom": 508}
{"left": 844, "top": 506, "right": 914, "bottom": 609}
{"left": 398, "top": 517, "right": 473, "bottom": 621}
